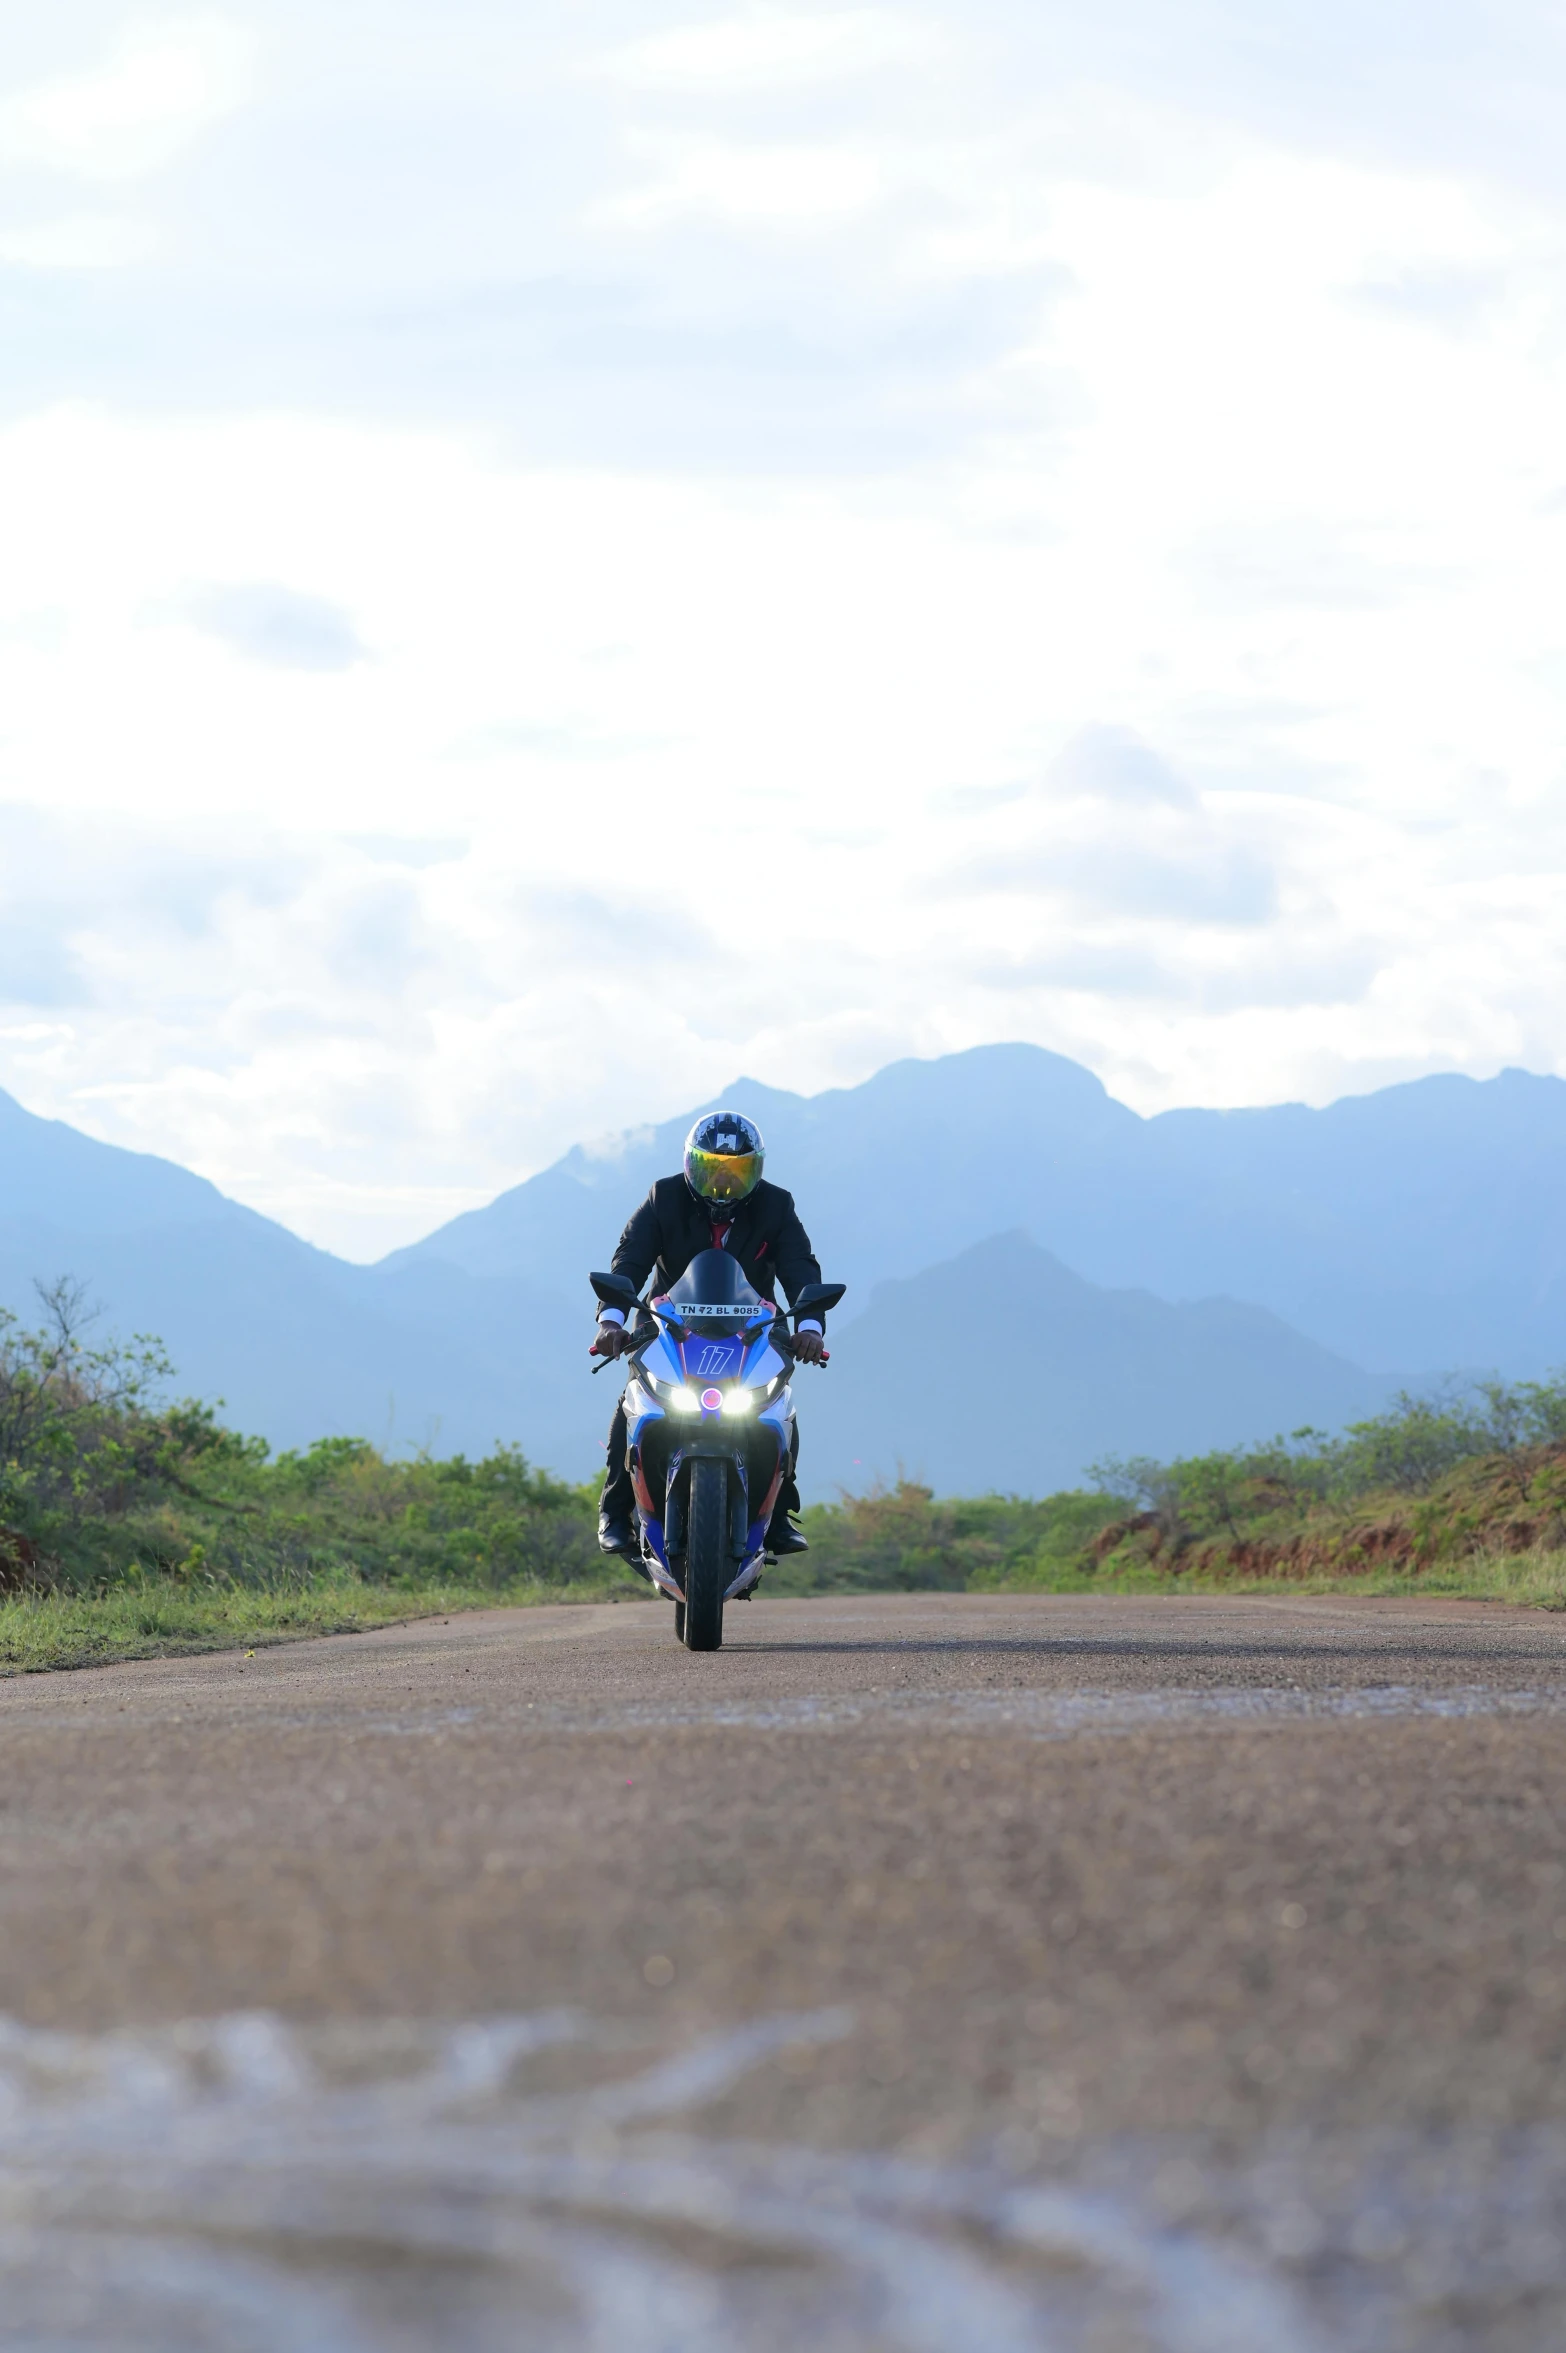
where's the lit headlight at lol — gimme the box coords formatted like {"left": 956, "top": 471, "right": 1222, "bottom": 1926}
{"left": 668, "top": 1386, "right": 700, "bottom": 1413}
{"left": 721, "top": 1389, "right": 755, "bottom": 1416}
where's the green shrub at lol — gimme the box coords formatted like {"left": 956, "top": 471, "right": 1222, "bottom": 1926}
{"left": 0, "top": 1281, "right": 604, "bottom": 1602}
{"left": 7, "top": 1275, "right": 1564, "bottom": 1633}
{"left": 790, "top": 1480, "right": 1123, "bottom": 1594}
{"left": 1090, "top": 1372, "right": 1566, "bottom": 1552}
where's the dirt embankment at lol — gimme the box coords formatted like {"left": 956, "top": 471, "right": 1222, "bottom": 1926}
{"left": 1090, "top": 1442, "right": 1566, "bottom": 1582}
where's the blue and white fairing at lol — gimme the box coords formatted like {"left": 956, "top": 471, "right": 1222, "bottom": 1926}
{"left": 624, "top": 1325, "right": 790, "bottom": 1438}
{"left": 618, "top": 1249, "right": 797, "bottom": 1601}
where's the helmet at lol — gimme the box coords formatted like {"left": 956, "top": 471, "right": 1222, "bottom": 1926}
{"left": 684, "top": 1110, "right": 764, "bottom": 1220}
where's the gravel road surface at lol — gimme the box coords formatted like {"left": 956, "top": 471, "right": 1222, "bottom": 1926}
{"left": 3, "top": 1590, "right": 1566, "bottom": 2349}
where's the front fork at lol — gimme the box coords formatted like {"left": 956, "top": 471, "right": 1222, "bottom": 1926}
{"left": 631, "top": 1435, "right": 781, "bottom": 1602}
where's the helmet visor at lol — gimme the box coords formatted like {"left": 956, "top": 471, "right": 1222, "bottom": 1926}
{"left": 685, "top": 1146, "right": 762, "bottom": 1206}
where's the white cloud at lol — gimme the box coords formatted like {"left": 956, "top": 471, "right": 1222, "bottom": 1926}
{"left": 2, "top": 4, "right": 1566, "bottom": 1253}
{"left": 1050, "top": 730, "right": 1197, "bottom": 811}
{"left": 603, "top": 7, "right": 937, "bottom": 93}
{"left": 601, "top": 133, "right": 886, "bottom": 230}
{"left": 175, "top": 581, "right": 369, "bottom": 671}
{"left": 0, "top": 14, "right": 256, "bottom": 182}
{"left": 0, "top": 213, "right": 155, "bottom": 268}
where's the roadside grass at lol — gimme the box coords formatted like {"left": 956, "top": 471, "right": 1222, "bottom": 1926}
{"left": 0, "top": 1566, "right": 647, "bottom": 1676}
{"left": 971, "top": 1541, "right": 1566, "bottom": 1610}
{"left": 788, "top": 1481, "right": 1566, "bottom": 1610}
{"left": 0, "top": 1294, "right": 640, "bottom": 1670}
{"left": 10, "top": 1531, "right": 1560, "bottom": 1675}
{"left": 788, "top": 1398, "right": 1566, "bottom": 1614}
{"left": 7, "top": 1290, "right": 1566, "bottom": 1674}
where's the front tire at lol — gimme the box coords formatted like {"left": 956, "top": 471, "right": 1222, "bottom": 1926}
{"left": 682, "top": 1459, "right": 727, "bottom": 1652}
{"left": 673, "top": 1602, "right": 685, "bottom": 1643}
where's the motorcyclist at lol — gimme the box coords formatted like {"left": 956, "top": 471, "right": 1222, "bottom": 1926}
{"left": 591, "top": 1110, "right": 829, "bottom": 1559}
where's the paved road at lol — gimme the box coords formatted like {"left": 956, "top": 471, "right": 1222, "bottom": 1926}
{"left": 3, "top": 1591, "right": 1566, "bottom": 2349}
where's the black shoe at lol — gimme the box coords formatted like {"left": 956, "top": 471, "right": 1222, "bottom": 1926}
{"left": 598, "top": 1514, "right": 637, "bottom": 1556}
{"left": 764, "top": 1516, "right": 809, "bottom": 1557}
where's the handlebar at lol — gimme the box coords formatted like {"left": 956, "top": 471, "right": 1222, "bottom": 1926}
{"left": 590, "top": 1305, "right": 829, "bottom": 1368}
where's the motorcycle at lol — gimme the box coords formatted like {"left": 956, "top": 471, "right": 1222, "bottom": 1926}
{"left": 590, "top": 1249, "right": 845, "bottom": 1651}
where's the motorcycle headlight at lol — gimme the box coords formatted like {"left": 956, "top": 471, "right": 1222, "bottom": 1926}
{"left": 721, "top": 1389, "right": 755, "bottom": 1416}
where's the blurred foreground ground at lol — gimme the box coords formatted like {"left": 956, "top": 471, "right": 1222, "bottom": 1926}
{"left": 2, "top": 1592, "right": 1565, "bottom": 2349}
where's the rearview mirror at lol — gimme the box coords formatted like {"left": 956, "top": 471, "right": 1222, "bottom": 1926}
{"left": 590, "top": 1270, "right": 641, "bottom": 1310}
{"left": 789, "top": 1281, "right": 846, "bottom": 1319}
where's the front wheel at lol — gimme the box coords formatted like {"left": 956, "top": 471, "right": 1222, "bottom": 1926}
{"left": 672, "top": 1602, "right": 685, "bottom": 1643}
{"left": 682, "top": 1458, "right": 727, "bottom": 1652}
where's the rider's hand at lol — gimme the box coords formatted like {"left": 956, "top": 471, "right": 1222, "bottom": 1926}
{"left": 793, "top": 1329, "right": 828, "bottom": 1365}
{"left": 590, "top": 1320, "right": 630, "bottom": 1360}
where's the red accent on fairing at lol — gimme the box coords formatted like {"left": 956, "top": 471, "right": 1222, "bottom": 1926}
{"left": 632, "top": 1459, "right": 656, "bottom": 1516}
{"left": 758, "top": 1433, "right": 786, "bottom": 1523}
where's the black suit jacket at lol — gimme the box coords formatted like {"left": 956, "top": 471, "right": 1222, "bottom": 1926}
{"left": 609, "top": 1175, "right": 825, "bottom": 1320}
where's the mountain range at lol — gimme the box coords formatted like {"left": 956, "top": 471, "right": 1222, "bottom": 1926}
{"left": 0, "top": 1044, "right": 1560, "bottom": 1496}
{"left": 397, "top": 1045, "right": 1566, "bottom": 1375}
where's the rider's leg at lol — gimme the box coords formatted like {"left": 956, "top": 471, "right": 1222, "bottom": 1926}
{"left": 598, "top": 1397, "right": 637, "bottom": 1553}
{"left": 765, "top": 1420, "right": 809, "bottom": 1554}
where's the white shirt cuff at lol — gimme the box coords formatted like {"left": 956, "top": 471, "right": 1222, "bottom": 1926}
{"left": 598, "top": 1306, "right": 626, "bottom": 1326}
{"left": 797, "top": 1319, "right": 823, "bottom": 1334}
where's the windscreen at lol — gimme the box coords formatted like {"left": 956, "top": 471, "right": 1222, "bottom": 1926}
{"left": 662, "top": 1247, "right": 766, "bottom": 1320}
{"left": 658, "top": 1249, "right": 771, "bottom": 1374}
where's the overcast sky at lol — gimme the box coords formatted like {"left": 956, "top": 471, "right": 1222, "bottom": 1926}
{"left": 3, "top": 3, "right": 1566, "bottom": 1257}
